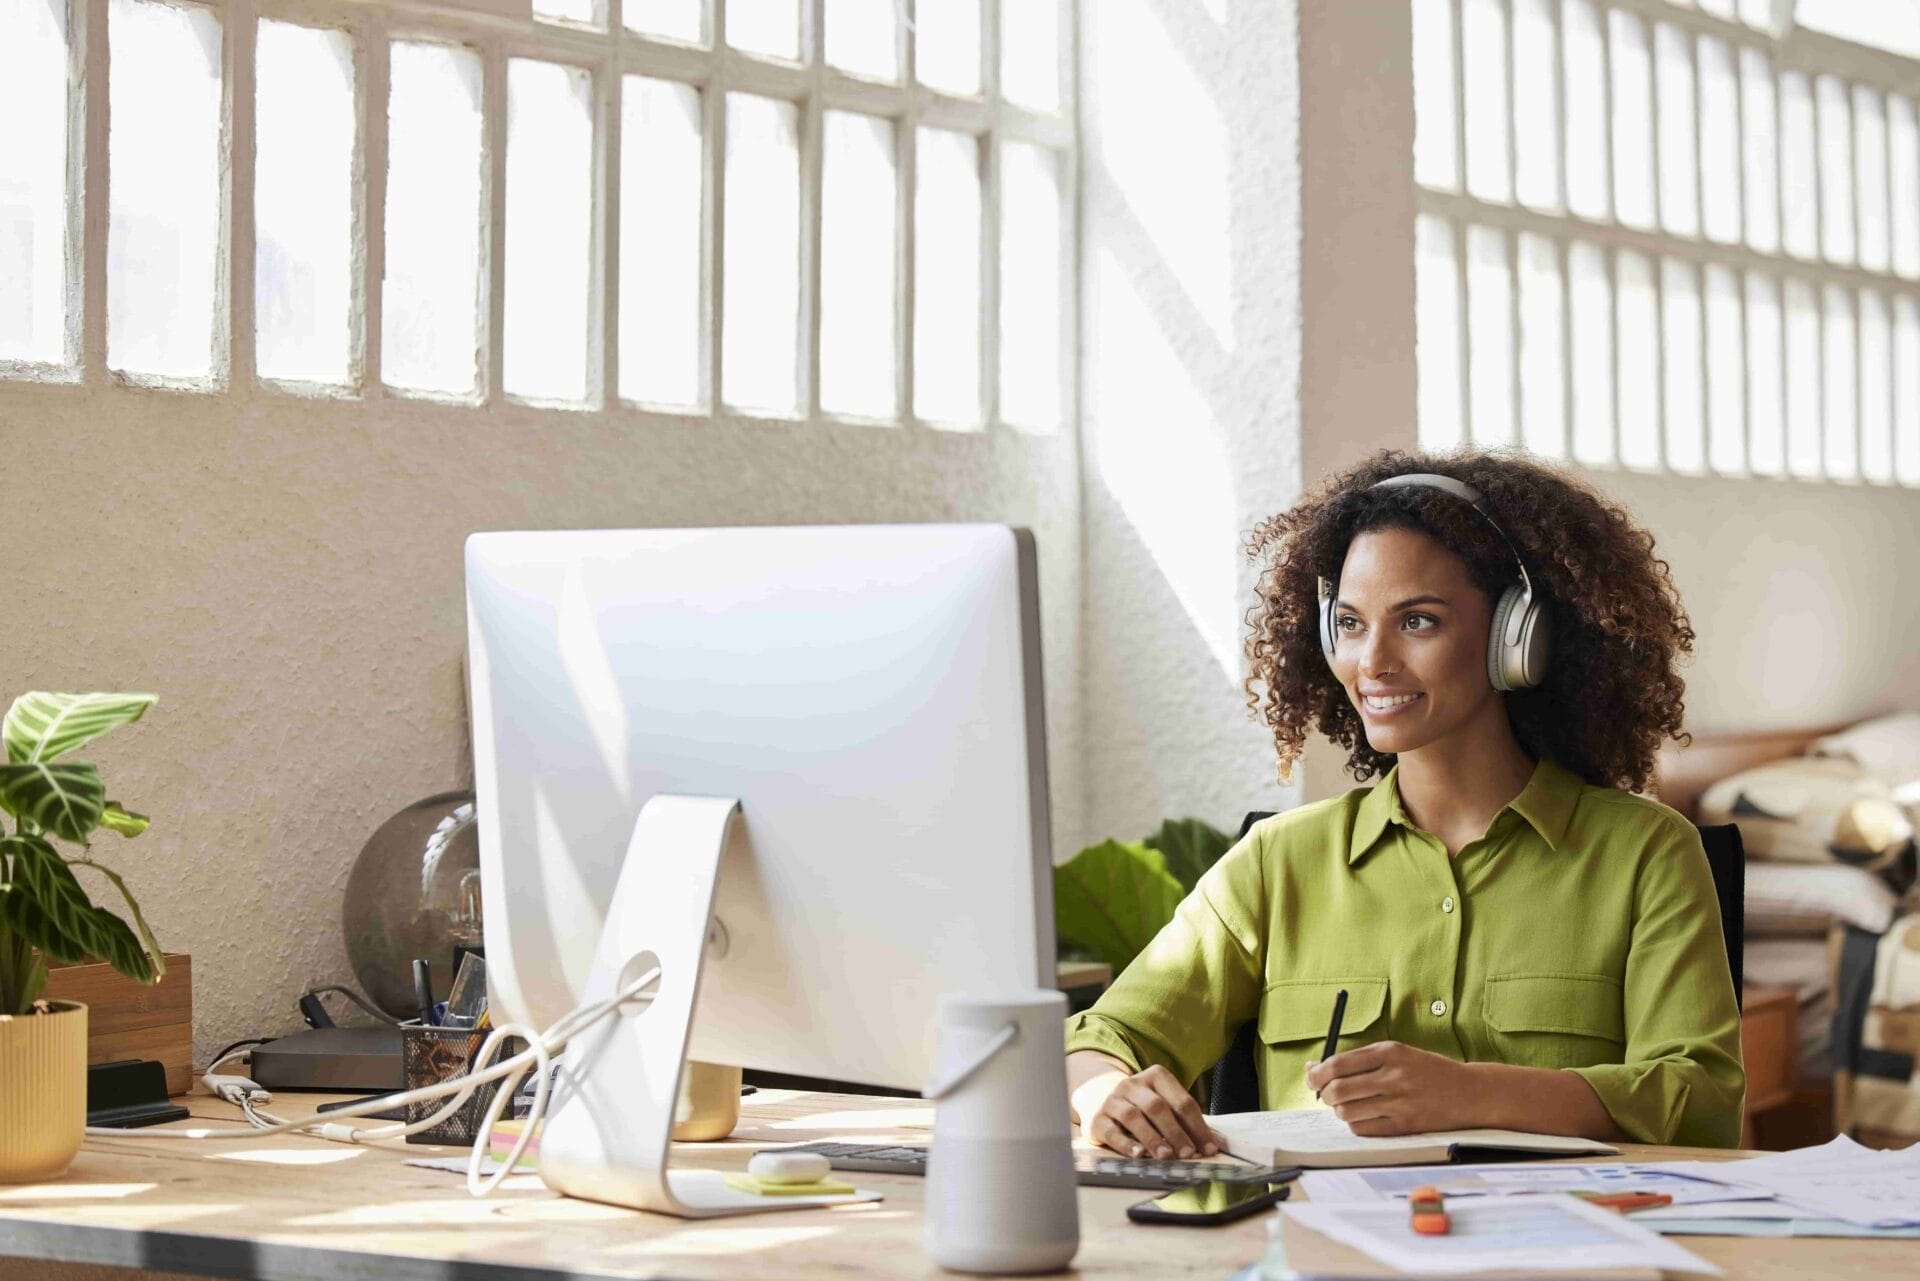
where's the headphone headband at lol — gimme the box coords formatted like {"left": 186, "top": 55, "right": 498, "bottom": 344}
{"left": 1368, "top": 473, "right": 1534, "bottom": 601}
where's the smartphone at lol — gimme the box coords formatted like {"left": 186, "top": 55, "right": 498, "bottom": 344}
{"left": 1125, "top": 1180, "right": 1292, "bottom": 1226}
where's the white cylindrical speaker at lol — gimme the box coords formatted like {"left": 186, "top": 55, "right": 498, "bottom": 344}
{"left": 924, "top": 991, "right": 1079, "bottom": 1275}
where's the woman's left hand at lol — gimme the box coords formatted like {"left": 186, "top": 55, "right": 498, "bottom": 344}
{"left": 1305, "top": 1041, "right": 1485, "bottom": 1135}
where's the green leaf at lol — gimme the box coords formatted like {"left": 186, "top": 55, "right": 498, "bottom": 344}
{"left": 4, "top": 692, "right": 157, "bottom": 764}
{"left": 0, "top": 762, "right": 106, "bottom": 843}
{"left": 98, "top": 803, "right": 151, "bottom": 838}
{"left": 68, "top": 858, "right": 165, "bottom": 983}
{"left": 0, "top": 837, "right": 155, "bottom": 983}
{"left": 1142, "top": 817, "right": 1236, "bottom": 893}
{"left": 0, "top": 884, "right": 94, "bottom": 966}
{"left": 81, "top": 910, "right": 153, "bottom": 985}
{"left": 1052, "top": 840, "right": 1185, "bottom": 977}
{"left": 0, "top": 836, "right": 103, "bottom": 966}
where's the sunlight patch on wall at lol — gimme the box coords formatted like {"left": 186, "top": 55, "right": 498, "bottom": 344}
{"left": 1088, "top": 0, "right": 1232, "bottom": 346}
{"left": 1089, "top": 246, "right": 1240, "bottom": 683}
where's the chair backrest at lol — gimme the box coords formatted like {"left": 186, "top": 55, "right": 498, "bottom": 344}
{"left": 1206, "top": 813, "right": 1747, "bottom": 1115}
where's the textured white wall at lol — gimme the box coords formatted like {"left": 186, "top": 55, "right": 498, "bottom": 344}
{"left": 1077, "top": 0, "right": 1309, "bottom": 844}
{"left": 3, "top": 388, "right": 1084, "bottom": 1061}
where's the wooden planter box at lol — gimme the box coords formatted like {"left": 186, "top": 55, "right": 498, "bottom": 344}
{"left": 42, "top": 954, "right": 193, "bottom": 1097}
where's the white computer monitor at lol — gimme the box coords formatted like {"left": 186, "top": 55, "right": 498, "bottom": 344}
{"left": 465, "top": 523, "right": 1056, "bottom": 1095}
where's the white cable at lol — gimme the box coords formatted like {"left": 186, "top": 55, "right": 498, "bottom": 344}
{"left": 466, "top": 1025, "right": 549, "bottom": 1196}
{"left": 82, "top": 965, "right": 661, "bottom": 1198}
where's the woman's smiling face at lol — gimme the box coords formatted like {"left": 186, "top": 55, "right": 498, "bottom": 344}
{"left": 1328, "top": 526, "right": 1505, "bottom": 758}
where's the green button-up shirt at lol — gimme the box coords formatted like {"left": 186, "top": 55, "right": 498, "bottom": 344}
{"left": 1063, "top": 758, "right": 1746, "bottom": 1148}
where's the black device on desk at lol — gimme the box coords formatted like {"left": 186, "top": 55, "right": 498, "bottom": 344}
{"left": 249, "top": 1027, "right": 404, "bottom": 1092}
{"left": 1126, "top": 1181, "right": 1292, "bottom": 1226}
{"left": 782, "top": 1141, "right": 1300, "bottom": 1192}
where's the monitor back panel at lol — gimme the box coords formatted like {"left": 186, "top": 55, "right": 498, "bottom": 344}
{"left": 465, "top": 524, "right": 1055, "bottom": 1091}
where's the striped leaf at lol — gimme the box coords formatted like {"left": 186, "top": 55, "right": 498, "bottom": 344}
{"left": 0, "top": 837, "right": 154, "bottom": 983}
{"left": 68, "top": 857, "right": 166, "bottom": 982}
{"left": 4, "top": 692, "right": 157, "bottom": 765}
{"left": 99, "top": 803, "right": 151, "bottom": 838}
{"left": 0, "top": 762, "right": 106, "bottom": 843}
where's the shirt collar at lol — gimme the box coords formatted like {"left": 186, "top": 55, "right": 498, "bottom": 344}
{"left": 1348, "top": 757, "right": 1582, "bottom": 864}
{"left": 1349, "top": 764, "right": 1407, "bottom": 865}
{"left": 1508, "top": 758, "right": 1582, "bottom": 850}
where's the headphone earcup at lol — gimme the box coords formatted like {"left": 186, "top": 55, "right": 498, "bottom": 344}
{"left": 1319, "top": 587, "right": 1339, "bottom": 667}
{"left": 1487, "top": 586, "right": 1551, "bottom": 691}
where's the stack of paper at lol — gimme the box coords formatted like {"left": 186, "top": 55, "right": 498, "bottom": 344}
{"left": 1274, "top": 1195, "right": 1719, "bottom": 1276}
{"left": 1638, "top": 1136, "right": 1920, "bottom": 1237}
{"left": 1626, "top": 1199, "right": 1920, "bottom": 1239}
{"left": 1299, "top": 1162, "right": 1757, "bottom": 1207}
{"left": 1297, "top": 1136, "right": 1920, "bottom": 1241}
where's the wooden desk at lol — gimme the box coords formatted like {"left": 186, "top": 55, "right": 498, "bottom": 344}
{"left": 3, "top": 1090, "right": 1915, "bottom": 1281}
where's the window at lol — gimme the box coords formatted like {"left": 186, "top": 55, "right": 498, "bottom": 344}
{"left": 0, "top": 0, "right": 71, "bottom": 367}
{"left": 1415, "top": 0, "right": 1920, "bottom": 486}
{"left": 255, "top": 21, "right": 355, "bottom": 387}
{"left": 382, "top": 40, "right": 486, "bottom": 398}
{"left": 107, "top": 0, "right": 222, "bottom": 382}
{"left": 0, "top": 0, "right": 1075, "bottom": 434}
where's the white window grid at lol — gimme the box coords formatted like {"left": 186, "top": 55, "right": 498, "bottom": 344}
{"left": 1415, "top": 0, "right": 1920, "bottom": 486}
{"left": 0, "top": 0, "right": 1076, "bottom": 434}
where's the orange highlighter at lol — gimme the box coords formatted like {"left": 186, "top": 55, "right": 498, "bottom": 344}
{"left": 1409, "top": 1186, "right": 1451, "bottom": 1235}
{"left": 1573, "top": 1191, "right": 1674, "bottom": 1213}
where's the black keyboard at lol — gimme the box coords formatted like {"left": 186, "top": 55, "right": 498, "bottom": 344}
{"left": 780, "top": 1141, "right": 1300, "bottom": 1191}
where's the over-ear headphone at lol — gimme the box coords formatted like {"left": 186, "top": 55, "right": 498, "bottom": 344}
{"left": 1317, "top": 473, "right": 1551, "bottom": 692}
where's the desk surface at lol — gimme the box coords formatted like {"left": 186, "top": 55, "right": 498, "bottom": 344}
{"left": 1, "top": 1090, "right": 1914, "bottom": 1281}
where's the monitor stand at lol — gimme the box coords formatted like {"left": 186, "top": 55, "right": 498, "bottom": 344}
{"left": 537, "top": 793, "right": 883, "bottom": 1218}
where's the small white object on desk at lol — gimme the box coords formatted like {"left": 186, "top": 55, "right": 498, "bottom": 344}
{"left": 749, "top": 1150, "right": 833, "bottom": 1185}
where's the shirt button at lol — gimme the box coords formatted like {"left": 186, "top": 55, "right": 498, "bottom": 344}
{"left": 1441, "top": 896, "right": 1455, "bottom": 914}
{"left": 1430, "top": 999, "right": 1447, "bottom": 1017}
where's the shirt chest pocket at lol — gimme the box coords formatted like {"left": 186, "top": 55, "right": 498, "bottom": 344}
{"left": 1484, "top": 973, "right": 1626, "bottom": 1070}
{"left": 1258, "top": 978, "right": 1389, "bottom": 1056}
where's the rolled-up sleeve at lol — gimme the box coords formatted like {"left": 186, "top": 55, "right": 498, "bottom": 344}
{"left": 1568, "top": 818, "right": 1746, "bottom": 1147}
{"left": 1062, "top": 835, "right": 1268, "bottom": 1089}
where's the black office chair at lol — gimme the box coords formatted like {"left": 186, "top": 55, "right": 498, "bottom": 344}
{"left": 1205, "top": 812, "right": 1746, "bottom": 1115}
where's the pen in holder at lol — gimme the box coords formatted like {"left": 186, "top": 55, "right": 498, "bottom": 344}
{"left": 401, "top": 1023, "right": 523, "bottom": 1146}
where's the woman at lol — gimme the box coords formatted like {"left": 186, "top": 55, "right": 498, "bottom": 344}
{"left": 1064, "top": 449, "right": 1745, "bottom": 1160}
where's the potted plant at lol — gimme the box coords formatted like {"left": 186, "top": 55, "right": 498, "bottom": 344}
{"left": 0, "top": 692, "right": 165, "bottom": 1182}
{"left": 1053, "top": 817, "right": 1235, "bottom": 975}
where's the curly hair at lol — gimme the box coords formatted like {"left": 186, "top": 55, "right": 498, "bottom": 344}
{"left": 1242, "top": 448, "right": 1694, "bottom": 793}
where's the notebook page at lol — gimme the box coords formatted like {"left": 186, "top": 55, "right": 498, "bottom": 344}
{"left": 1210, "top": 1108, "right": 1445, "bottom": 1157}
{"left": 1210, "top": 1109, "right": 1616, "bottom": 1159}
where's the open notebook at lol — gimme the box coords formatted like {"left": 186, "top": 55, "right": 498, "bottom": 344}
{"left": 1209, "top": 1108, "right": 1618, "bottom": 1169}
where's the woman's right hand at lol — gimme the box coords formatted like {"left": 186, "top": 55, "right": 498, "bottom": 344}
{"left": 1066, "top": 1051, "right": 1221, "bottom": 1160}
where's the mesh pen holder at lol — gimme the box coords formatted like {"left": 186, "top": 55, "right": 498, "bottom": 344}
{"left": 401, "top": 1025, "right": 523, "bottom": 1146}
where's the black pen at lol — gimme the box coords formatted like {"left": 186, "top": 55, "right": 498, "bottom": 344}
{"left": 413, "top": 958, "right": 436, "bottom": 1026}
{"left": 1315, "top": 988, "right": 1348, "bottom": 1101}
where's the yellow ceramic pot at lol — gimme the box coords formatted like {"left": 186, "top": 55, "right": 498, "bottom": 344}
{"left": 0, "top": 1000, "right": 88, "bottom": 1182}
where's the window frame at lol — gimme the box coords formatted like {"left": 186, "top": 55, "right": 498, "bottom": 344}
{"left": 1415, "top": 0, "right": 1920, "bottom": 487}
{"left": 0, "top": 0, "right": 1078, "bottom": 437}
